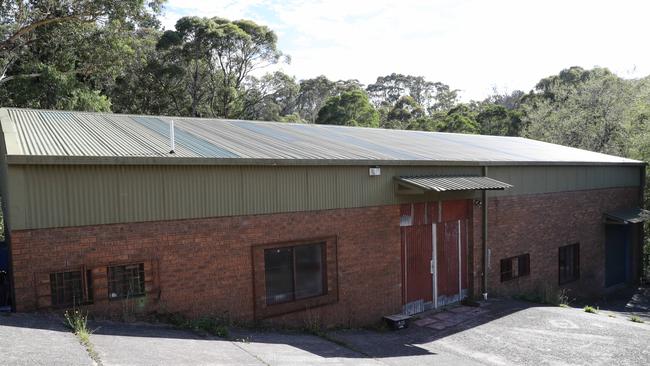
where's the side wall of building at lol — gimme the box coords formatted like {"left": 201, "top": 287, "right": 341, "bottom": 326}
{"left": 6, "top": 164, "right": 641, "bottom": 230}
{"left": 11, "top": 205, "right": 402, "bottom": 327}
{"left": 472, "top": 187, "right": 641, "bottom": 301}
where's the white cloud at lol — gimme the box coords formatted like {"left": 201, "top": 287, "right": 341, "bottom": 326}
{"left": 162, "top": 0, "right": 650, "bottom": 100}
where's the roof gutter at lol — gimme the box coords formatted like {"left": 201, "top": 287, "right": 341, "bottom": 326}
{"left": 4, "top": 155, "right": 646, "bottom": 167}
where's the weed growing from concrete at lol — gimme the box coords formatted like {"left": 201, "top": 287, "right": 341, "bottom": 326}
{"left": 583, "top": 306, "right": 598, "bottom": 314}
{"left": 630, "top": 316, "right": 644, "bottom": 323}
{"left": 64, "top": 309, "right": 101, "bottom": 364}
{"left": 156, "top": 312, "right": 230, "bottom": 338}
{"left": 188, "top": 317, "right": 229, "bottom": 338}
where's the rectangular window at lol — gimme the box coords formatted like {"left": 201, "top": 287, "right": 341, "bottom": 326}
{"left": 264, "top": 242, "right": 325, "bottom": 305}
{"left": 500, "top": 254, "right": 530, "bottom": 282}
{"left": 559, "top": 243, "right": 580, "bottom": 285}
{"left": 50, "top": 270, "right": 93, "bottom": 307}
{"left": 107, "top": 263, "right": 146, "bottom": 300}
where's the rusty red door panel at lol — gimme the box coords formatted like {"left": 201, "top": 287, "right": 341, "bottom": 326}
{"left": 436, "top": 219, "right": 470, "bottom": 299}
{"left": 437, "top": 220, "right": 460, "bottom": 297}
{"left": 401, "top": 224, "right": 433, "bottom": 304}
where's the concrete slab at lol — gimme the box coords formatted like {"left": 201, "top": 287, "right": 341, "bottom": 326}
{"left": 413, "top": 317, "right": 436, "bottom": 327}
{"left": 0, "top": 313, "right": 93, "bottom": 366}
{"left": 90, "top": 322, "right": 262, "bottom": 366}
{"left": 229, "top": 329, "right": 383, "bottom": 365}
{"left": 327, "top": 299, "right": 650, "bottom": 366}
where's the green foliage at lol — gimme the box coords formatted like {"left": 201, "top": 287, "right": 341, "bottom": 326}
{"left": 584, "top": 305, "right": 598, "bottom": 314}
{"left": 64, "top": 309, "right": 100, "bottom": 363}
{"left": 0, "top": 0, "right": 164, "bottom": 111}
{"left": 156, "top": 16, "right": 284, "bottom": 118}
{"left": 476, "top": 104, "right": 522, "bottom": 136}
{"left": 160, "top": 312, "right": 229, "bottom": 338}
{"left": 630, "top": 316, "right": 644, "bottom": 323}
{"left": 521, "top": 67, "right": 633, "bottom": 156}
{"left": 316, "top": 89, "right": 380, "bottom": 127}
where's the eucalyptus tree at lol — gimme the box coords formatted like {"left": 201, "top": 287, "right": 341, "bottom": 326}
{"left": 0, "top": 0, "right": 164, "bottom": 110}
{"left": 157, "top": 16, "right": 285, "bottom": 118}
{"left": 366, "top": 73, "right": 459, "bottom": 113}
{"left": 316, "top": 89, "right": 380, "bottom": 127}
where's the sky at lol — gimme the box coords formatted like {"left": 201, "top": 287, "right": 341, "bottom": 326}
{"left": 161, "top": 0, "right": 650, "bottom": 101}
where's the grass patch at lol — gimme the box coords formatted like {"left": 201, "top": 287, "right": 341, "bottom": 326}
{"left": 630, "top": 316, "right": 644, "bottom": 323}
{"left": 583, "top": 305, "right": 598, "bottom": 314}
{"left": 65, "top": 309, "right": 101, "bottom": 365}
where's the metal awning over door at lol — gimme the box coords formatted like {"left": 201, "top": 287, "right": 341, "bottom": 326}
{"left": 395, "top": 175, "right": 512, "bottom": 194}
{"left": 604, "top": 208, "right": 650, "bottom": 225}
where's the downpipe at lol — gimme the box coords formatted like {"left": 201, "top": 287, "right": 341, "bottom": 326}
{"left": 482, "top": 166, "right": 489, "bottom": 301}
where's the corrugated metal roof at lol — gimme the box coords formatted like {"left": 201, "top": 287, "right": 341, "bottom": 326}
{"left": 396, "top": 176, "right": 512, "bottom": 192}
{"left": 604, "top": 208, "right": 650, "bottom": 224}
{"left": 0, "top": 108, "right": 643, "bottom": 165}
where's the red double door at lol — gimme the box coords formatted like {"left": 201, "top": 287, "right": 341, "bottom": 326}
{"left": 400, "top": 200, "right": 470, "bottom": 314}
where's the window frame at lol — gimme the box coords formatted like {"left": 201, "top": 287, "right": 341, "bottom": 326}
{"left": 252, "top": 236, "right": 339, "bottom": 319}
{"left": 50, "top": 269, "right": 93, "bottom": 307}
{"left": 558, "top": 243, "right": 580, "bottom": 285}
{"left": 107, "top": 263, "right": 146, "bottom": 301}
{"left": 500, "top": 253, "right": 530, "bottom": 282}
{"left": 264, "top": 242, "right": 327, "bottom": 306}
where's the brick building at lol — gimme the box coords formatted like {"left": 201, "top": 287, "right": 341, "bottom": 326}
{"left": 0, "top": 108, "right": 646, "bottom": 326}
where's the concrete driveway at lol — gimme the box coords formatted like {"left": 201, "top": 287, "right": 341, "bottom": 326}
{"left": 330, "top": 299, "right": 650, "bottom": 366}
{"left": 0, "top": 313, "right": 93, "bottom": 366}
{"left": 1, "top": 296, "right": 649, "bottom": 365}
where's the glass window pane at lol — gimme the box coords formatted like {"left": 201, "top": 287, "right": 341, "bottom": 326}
{"left": 294, "top": 243, "right": 324, "bottom": 299}
{"left": 265, "top": 247, "right": 294, "bottom": 304}
{"left": 108, "top": 264, "right": 146, "bottom": 299}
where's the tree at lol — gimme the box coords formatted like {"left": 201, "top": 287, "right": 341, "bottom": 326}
{"left": 295, "top": 76, "right": 337, "bottom": 123}
{"left": 0, "top": 1, "right": 164, "bottom": 111}
{"left": 434, "top": 105, "right": 480, "bottom": 134}
{"left": 0, "top": 0, "right": 163, "bottom": 85}
{"left": 366, "top": 73, "right": 458, "bottom": 112}
{"left": 521, "top": 67, "right": 633, "bottom": 155}
{"left": 316, "top": 89, "right": 379, "bottom": 127}
{"left": 476, "top": 104, "right": 522, "bottom": 136}
{"left": 242, "top": 71, "right": 299, "bottom": 121}
{"left": 386, "top": 95, "right": 425, "bottom": 123}
{"left": 157, "top": 16, "right": 285, "bottom": 118}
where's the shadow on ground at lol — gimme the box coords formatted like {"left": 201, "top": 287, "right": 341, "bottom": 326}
{"left": 573, "top": 285, "right": 650, "bottom": 320}
{"left": 0, "top": 285, "right": 647, "bottom": 363}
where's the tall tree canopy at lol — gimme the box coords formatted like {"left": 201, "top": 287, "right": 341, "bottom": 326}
{"left": 316, "top": 89, "right": 379, "bottom": 127}
{"left": 0, "top": 0, "right": 164, "bottom": 110}
{"left": 521, "top": 67, "right": 633, "bottom": 155}
{"left": 156, "top": 16, "right": 284, "bottom": 118}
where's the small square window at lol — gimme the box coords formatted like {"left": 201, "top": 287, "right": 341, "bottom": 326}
{"left": 107, "top": 263, "right": 146, "bottom": 300}
{"left": 500, "top": 254, "right": 530, "bottom": 282}
{"left": 559, "top": 243, "right": 580, "bottom": 285}
{"left": 50, "top": 270, "right": 93, "bottom": 307}
{"left": 264, "top": 242, "right": 325, "bottom": 305}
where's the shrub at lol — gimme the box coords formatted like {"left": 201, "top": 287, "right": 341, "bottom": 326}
{"left": 630, "top": 316, "right": 644, "bottom": 323}
{"left": 583, "top": 305, "right": 598, "bottom": 314}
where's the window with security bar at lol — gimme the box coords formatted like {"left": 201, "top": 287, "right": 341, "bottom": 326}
{"left": 107, "top": 263, "right": 146, "bottom": 300}
{"left": 50, "top": 270, "right": 93, "bottom": 307}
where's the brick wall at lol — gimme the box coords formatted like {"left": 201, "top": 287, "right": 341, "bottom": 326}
{"left": 472, "top": 187, "right": 641, "bottom": 300}
{"left": 10, "top": 205, "right": 403, "bottom": 327}
{"left": 9, "top": 186, "right": 641, "bottom": 325}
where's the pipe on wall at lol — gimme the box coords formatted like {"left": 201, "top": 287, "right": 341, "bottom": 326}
{"left": 482, "top": 166, "right": 489, "bottom": 300}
